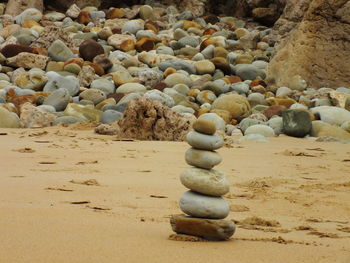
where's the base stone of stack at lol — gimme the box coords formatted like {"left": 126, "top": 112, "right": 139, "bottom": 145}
{"left": 170, "top": 214, "right": 236, "bottom": 241}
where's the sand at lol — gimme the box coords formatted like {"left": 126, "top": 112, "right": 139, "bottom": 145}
{"left": 0, "top": 125, "right": 349, "bottom": 263}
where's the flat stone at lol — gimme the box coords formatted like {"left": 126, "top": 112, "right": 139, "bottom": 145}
{"left": 179, "top": 190, "right": 230, "bottom": 219}
{"left": 192, "top": 119, "right": 216, "bottom": 135}
{"left": 170, "top": 214, "right": 235, "bottom": 241}
{"left": 164, "top": 73, "right": 192, "bottom": 87}
{"left": 185, "top": 148, "right": 222, "bottom": 170}
{"left": 116, "top": 83, "right": 146, "bottom": 94}
{"left": 180, "top": 167, "right": 228, "bottom": 196}
{"left": 186, "top": 130, "right": 224, "bottom": 150}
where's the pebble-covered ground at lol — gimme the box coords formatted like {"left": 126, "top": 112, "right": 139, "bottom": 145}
{"left": 0, "top": 3, "right": 349, "bottom": 142}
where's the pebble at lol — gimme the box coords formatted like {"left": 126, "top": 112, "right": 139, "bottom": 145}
{"left": 79, "top": 89, "right": 107, "bottom": 105}
{"left": 185, "top": 138, "right": 222, "bottom": 161}
{"left": 180, "top": 167, "right": 228, "bottom": 196}
{"left": 116, "top": 83, "right": 147, "bottom": 94}
{"left": 170, "top": 215, "right": 235, "bottom": 241}
{"left": 282, "top": 109, "right": 312, "bottom": 137}
{"left": 186, "top": 130, "right": 224, "bottom": 150}
{"left": 48, "top": 40, "right": 75, "bottom": 62}
{"left": 244, "top": 124, "right": 275, "bottom": 137}
{"left": 212, "top": 94, "right": 251, "bottom": 120}
{"left": 144, "top": 89, "right": 175, "bottom": 108}
{"left": 192, "top": 119, "right": 216, "bottom": 135}
{"left": 198, "top": 113, "right": 225, "bottom": 131}
{"left": 0, "top": 107, "right": 20, "bottom": 128}
{"left": 43, "top": 72, "right": 80, "bottom": 96}
{"left": 101, "top": 110, "right": 123, "bottom": 123}
{"left": 164, "top": 73, "right": 192, "bottom": 87}
{"left": 43, "top": 88, "right": 71, "bottom": 111}
{"left": 179, "top": 191, "right": 230, "bottom": 219}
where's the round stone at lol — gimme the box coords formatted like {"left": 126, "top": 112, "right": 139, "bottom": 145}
{"left": 198, "top": 113, "right": 225, "bottom": 131}
{"left": 282, "top": 109, "right": 312, "bottom": 138}
{"left": 164, "top": 73, "right": 192, "bottom": 87}
{"left": 236, "top": 64, "right": 266, "bottom": 81}
{"left": 212, "top": 94, "right": 251, "bottom": 120}
{"left": 185, "top": 148, "right": 223, "bottom": 169}
{"left": 179, "top": 191, "right": 230, "bottom": 219}
{"left": 192, "top": 119, "right": 216, "bottom": 135}
{"left": 79, "top": 89, "right": 107, "bottom": 105}
{"left": 79, "top": 39, "right": 105, "bottom": 62}
{"left": 180, "top": 167, "right": 229, "bottom": 196}
{"left": 244, "top": 124, "right": 275, "bottom": 137}
{"left": 186, "top": 130, "right": 224, "bottom": 150}
{"left": 194, "top": 60, "right": 216, "bottom": 75}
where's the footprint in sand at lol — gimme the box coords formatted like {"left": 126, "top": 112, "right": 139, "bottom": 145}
{"left": 70, "top": 179, "right": 101, "bottom": 186}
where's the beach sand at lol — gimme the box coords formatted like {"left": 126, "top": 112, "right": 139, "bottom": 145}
{"left": 0, "top": 125, "right": 349, "bottom": 263}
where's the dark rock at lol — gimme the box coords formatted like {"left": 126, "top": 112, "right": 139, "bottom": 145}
{"left": 79, "top": 39, "right": 105, "bottom": 62}
{"left": 1, "top": 44, "right": 34, "bottom": 58}
{"left": 282, "top": 109, "right": 312, "bottom": 137}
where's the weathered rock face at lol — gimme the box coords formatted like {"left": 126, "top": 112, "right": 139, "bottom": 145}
{"left": 5, "top": 0, "right": 44, "bottom": 16}
{"left": 118, "top": 97, "right": 192, "bottom": 141}
{"left": 268, "top": 0, "right": 350, "bottom": 89}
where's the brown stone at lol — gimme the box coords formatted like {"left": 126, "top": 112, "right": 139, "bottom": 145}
{"left": 106, "top": 8, "right": 125, "bottom": 19}
{"left": 267, "top": 97, "right": 296, "bottom": 108}
{"left": 264, "top": 105, "right": 287, "bottom": 119}
{"left": 83, "top": 61, "right": 104, "bottom": 76}
{"left": 107, "top": 93, "right": 125, "bottom": 104}
{"left": 1, "top": 44, "right": 34, "bottom": 58}
{"left": 193, "top": 119, "right": 216, "bottom": 135}
{"left": 135, "top": 37, "right": 156, "bottom": 52}
{"left": 77, "top": 10, "right": 92, "bottom": 25}
{"left": 210, "top": 57, "right": 231, "bottom": 75}
{"left": 118, "top": 98, "right": 192, "bottom": 141}
{"left": 79, "top": 39, "right": 105, "bottom": 62}
{"left": 93, "top": 54, "right": 113, "bottom": 71}
{"left": 170, "top": 214, "right": 236, "bottom": 241}
{"left": 203, "top": 28, "right": 217, "bottom": 36}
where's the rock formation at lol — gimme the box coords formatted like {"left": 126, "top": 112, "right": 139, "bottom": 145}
{"left": 268, "top": 0, "right": 350, "bottom": 89}
{"left": 118, "top": 97, "right": 192, "bottom": 141}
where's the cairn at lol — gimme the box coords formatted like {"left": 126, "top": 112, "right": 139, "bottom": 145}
{"left": 170, "top": 119, "right": 235, "bottom": 241}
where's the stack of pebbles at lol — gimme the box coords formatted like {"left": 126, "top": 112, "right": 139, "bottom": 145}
{"left": 170, "top": 119, "right": 236, "bottom": 241}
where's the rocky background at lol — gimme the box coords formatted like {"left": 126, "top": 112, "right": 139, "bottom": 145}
{"left": 4, "top": 0, "right": 350, "bottom": 90}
